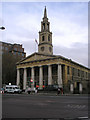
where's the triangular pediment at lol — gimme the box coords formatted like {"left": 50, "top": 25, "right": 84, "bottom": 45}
{"left": 17, "top": 52, "right": 57, "bottom": 64}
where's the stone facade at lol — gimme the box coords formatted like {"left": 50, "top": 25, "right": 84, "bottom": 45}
{"left": 16, "top": 7, "right": 90, "bottom": 94}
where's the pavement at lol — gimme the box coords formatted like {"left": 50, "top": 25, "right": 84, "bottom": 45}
{"left": 22, "top": 91, "right": 89, "bottom": 96}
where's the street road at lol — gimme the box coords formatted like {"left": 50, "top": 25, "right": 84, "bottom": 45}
{"left": 2, "top": 94, "right": 89, "bottom": 119}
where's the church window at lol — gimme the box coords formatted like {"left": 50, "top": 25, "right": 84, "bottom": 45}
{"left": 42, "top": 36, "right": 45, "bottom": 41}
{"left": 72, "top": 68, "right": 75, "bottom": 76}
{"left": 43, "top": 23, "right": 45, "bottom": 30}
{"left": 41, "top": 47, "right": 44, "bottom": 51}
{"left": 47, "top": 24, "right": 49, "bottom": 30}
{"left": 49, "top": 47, "right": 51, "bottom": 52}
{"left": 78, "top": 69, "right": 80, "bottom": 76}
{"left": 67, "top": 66, "right": 70, "bottom": 74}
{"left": 48, "top": 35, "right": 50, "bottom": 41}
{"left": 86, "top": 72, "right": 88, "bottom": 78}
{"left": 81, "top": 71, "right": 84, "bottom": 77}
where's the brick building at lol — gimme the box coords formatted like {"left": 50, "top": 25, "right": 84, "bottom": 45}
{"left": 1, "top": 41, "right": 26, "bottom": 85}
{"left": 0, "top": 42, "right": 26, "bottom": 58}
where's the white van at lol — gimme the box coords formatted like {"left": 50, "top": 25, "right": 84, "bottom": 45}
{"left": 4, "top": 85, "right": 22, "bottom": 93}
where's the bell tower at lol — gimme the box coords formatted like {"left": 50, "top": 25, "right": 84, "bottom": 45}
{"left": 38, "top": 6, "right": 53, "bottom": 55}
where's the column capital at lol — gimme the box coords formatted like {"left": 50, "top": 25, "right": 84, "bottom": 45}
{"left": 57, "top": 63, "right": 62, "bottom": 65}
{"left": 47, "top": 64, "right": 52, "bottom": 66}
{"left": 31, "top": 66, "right": 34, "bottom": 68}
{"left": 38, "top": 65, "right": 43, "bottom": 67}
{"left": 23, "top": 67, "right": 27, "bottom": 69}
{"left": 17, "top": 68, "right": 20, "bottom": 70}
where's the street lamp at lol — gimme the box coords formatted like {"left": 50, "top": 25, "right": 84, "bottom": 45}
{"left": 0, "top": 26, "right": 5, "bottom": 30}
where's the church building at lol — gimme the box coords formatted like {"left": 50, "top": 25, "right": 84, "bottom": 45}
{"left": 16, "top": 7, "right": 89, "bottom": 94}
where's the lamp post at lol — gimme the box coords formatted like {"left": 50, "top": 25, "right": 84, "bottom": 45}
{"left": 0, "top": 26, "right": 5, "bottom": 30}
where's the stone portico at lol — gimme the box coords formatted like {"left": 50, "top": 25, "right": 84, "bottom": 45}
{"left": 17, "top": 53, "right": 63, "bottom": 90}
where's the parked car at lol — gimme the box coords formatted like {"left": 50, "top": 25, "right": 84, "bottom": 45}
{"left": 4, "top": 85, "right": 22, "bottom": 93}
{"left": 44, "top": 85, "right": 58, "bottom": 91}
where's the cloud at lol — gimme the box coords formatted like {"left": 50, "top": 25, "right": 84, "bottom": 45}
{"left": 1, "top": 2, "right": 88, "bottom": 67}
{"left": 54, "top": 42, "right": 88, "bottom": 67}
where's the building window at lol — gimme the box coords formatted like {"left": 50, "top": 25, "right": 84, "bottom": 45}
{"left": 5, "top": 47, "right": 8, "bottom": 51}
{"left": 78, "top": 69, "right": 80, "bottom": 76}
{"left": 42, "top": 36, "right": 45, "bottom": 41}
{"left": 67, "top": 66, "right": 70, "bottom": 74}
{"left": 49, "top": 47, "right": 52, "bottom": 52}
{"left": 14, "top": 47, "right": 17, "bottom": 51}
{"left": 72, "top": 68, "right": 74, "bottom": 76}
{"left": 41, "top": 47, "right": 44, "bottom": 51}
{"left": 81, "top": 71, "right": 84, "bottom": 77}
{"left": 14, "top": 51, "right": 16, "bottom": 55}
{"left": 2, "top": 46, "right": 4, "bottom": 50}
{"left": 43, "top": 23, "right": 45, "bottom": 30}
{"left": 22, "top": 53, "right": 24, "bottom": 57}
{"left": 47, "top": 24, "right": 49, "bottom": 30}
{"left": 18, "top": 52, "right": 20, "bottom": 55}
{"left": 86, "top": 72, "right": 88, "bottom": 78}
{"left": 48, "top": 35, "right": 50, "bottom": 41}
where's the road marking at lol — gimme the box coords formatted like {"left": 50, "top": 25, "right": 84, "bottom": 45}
{"left": 78, "top": 116, "right": 89, "bottom": 119}
{"left": 66, "top": 104, "right": 87, "bottom": 109}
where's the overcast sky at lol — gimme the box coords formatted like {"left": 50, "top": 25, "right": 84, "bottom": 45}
{"left": 0, "top": 2, "right": 88, "bottom": 67}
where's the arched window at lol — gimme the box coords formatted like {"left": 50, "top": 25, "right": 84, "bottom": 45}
{"left": 48, "top": 35, "right": 50, "bottom": 41}
{"left": 47, "top": 24, "right": 49, "bottom": 30}
{"left": 43, "top": 23, "right": 45, "bottom": 30}
{"left": 49, "top": 47, "right": 52, "bottom": 52}
{"left": 42, "top": 36, "right": 45, "bottom": 41}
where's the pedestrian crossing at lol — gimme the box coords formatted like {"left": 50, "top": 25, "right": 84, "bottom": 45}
{"left": 65, "top": 104, "right": 88, "bottom": 109}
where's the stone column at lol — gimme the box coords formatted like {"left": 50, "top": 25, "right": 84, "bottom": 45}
{"left": 23, "top": 68, "right": 27, "bottom": 90}
{"left": 17, "top": 68, "right": 20, "bottom": 86}
{"left": 70, "top": 83, "right": 74, "bottom": 93}
{"left": 31, "top": 67, "right": 35, "bottom": 88}
{"left": 39, "top": 66, "right": 43, "bottom": 89}
{"left": 64, "top": 65, "right": 68, "bottom": 84}
{"left": 79, "top": 83, "right": 82, "bottom": 93}
{"left": 58, "top": 64, "right": 62, "bottom": 87}
{"left": 48, "top": 64, "right": 52, "bottom": 85}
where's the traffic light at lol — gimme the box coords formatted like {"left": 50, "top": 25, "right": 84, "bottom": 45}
{"left": 30, "top": 79, "right": 33, "bottom": 83}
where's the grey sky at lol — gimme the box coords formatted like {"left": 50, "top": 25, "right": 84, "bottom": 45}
{"left": 0, "top": 2, "right": 88, "bottom": 67}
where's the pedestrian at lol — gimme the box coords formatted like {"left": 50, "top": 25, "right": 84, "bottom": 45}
{"left": 57, "top": 87, "right": 60, "bottom": 95}
{"left": 27, "top": 87, "right": 31, "bottom": 94}
{"left": 35, "top": 89, "right": 37, "bottom": 93}
{"left": 61, "top": 88, "right": 63, "bottom": 95}
{"left": 36, "top": 87, "right": 38, "bottom": 93}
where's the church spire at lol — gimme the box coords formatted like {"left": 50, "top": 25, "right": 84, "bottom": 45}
{"left": 38, "top": 7, "right": 53, "bottom": 55}
{"left": 44, "top": 6, "right": 47, "bottom": 18}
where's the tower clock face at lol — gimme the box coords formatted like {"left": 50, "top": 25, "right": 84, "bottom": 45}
{"left": 41, "top": 47, "right": 44, "bottom": 51}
